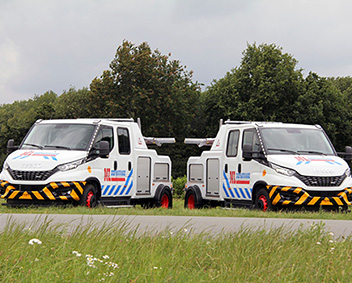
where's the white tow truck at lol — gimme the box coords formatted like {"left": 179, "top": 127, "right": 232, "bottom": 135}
{"left": 0, "top": 118, "right": 175, "bottom": 208}
{"left": 184, "top": 120, "right": 352, "bottom": 211}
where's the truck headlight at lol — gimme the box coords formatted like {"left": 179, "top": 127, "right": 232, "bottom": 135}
{"left": 345, "top": 168, "right": 351, "bottom": 177}
{"left": 3, "top": 162, "right": 9, "bottom": 170}
{"left": 57, "top": 158, "right": 85, "bottom": 172}
{"left": 270, "top": 163, "right": 296, "bottom": 177}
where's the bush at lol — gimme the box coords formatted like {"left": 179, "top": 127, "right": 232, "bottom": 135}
{"left": 172, "top": 176, "right": 187, "bottom": 198}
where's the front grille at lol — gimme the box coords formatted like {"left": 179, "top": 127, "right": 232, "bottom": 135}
{"left": 306, "top": 190, "right": 342, "bottom": 197}
{"left": 8, "top": 168, "right": 57, "bottom": 181}
{"left": 295, "top": 173, "right": 346, "bottom": 187}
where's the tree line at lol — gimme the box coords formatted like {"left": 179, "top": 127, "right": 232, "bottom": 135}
{"left": 1, "top": 41, "right": 352, "bottom": 177}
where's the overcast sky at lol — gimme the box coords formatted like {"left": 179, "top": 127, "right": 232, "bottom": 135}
{"left": 1, "top": 0, "right": 352, "bottom": 104}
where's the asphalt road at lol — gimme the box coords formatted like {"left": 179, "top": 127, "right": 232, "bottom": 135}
{"left": 1, "top": 213, "right": 352, "bottom": 237}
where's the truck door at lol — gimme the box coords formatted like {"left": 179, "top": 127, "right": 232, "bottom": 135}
{"left": 101, "top": 127, "right": 133, "bottom": 197}
{"left": 223, "top": 129, "right": 243, "bottom": 200}
{"left": 94, "top": 126, "right": 117, "bottom": 197}
{"left": 223, "top": 128, "right": 260, "bottom": 202}
{"left": 114, "top": 127, "right": 133, "bottom": 196}
{"left": 240, "top": 128, "right": 262, "bottom": 199}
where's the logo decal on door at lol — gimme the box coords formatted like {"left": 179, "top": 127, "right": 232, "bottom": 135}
{"left": 104, "top": 168, "right": 126, "bottom": 181}
{"left": 229, "top": 171, "right": 250, "bottom": 184}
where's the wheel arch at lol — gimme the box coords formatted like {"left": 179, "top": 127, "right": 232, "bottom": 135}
{"left": 154, "top": 184, "right": 172, "bottom": 200}
{"left": 252, "top": 181, "right": 268, "bottom": 203}
{"left": 85, "top": 177, "right": 101, "bottom": 199}
{"left": 186, "top": 185, "right": 202, "bottom": 202}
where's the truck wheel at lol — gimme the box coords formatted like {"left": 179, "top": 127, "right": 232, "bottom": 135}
{"left": 159, "top": 189, "right": 172, "bottom": 209}
{"left": 255, "top": 188, "right": 272, "bottom": 212}
{"left": 185, "top": 189, "right": 203, "bottom": 209}
{"left": 79, "top": 184, "right": 98, "bottom": 208}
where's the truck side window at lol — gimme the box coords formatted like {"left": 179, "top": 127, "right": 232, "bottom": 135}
{"left": 118, "top": 128, "right": 131, "bottom": 155}
{"left": 226, "top": 130, "right": 240, "bottom": 157}
{"left": 243, "top": 129, "right": 261, "bottom": 157}
{"left": 95, "top": 126, "right": 114, "bottom": 152}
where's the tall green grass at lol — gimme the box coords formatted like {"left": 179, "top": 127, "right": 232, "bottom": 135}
{"left": 0, "top": 218, "right": 351, "bottom": 282}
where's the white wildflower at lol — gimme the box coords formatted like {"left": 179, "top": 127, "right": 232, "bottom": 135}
{"left": 28, "top": 238, "right": 42, "bottom": 245}
{"left": 34, "top": 258, "right": 39, "bottom": 262}
{"left": 72, "top": 251, "right": 82, "bottom": 257}
{"left": 103, "top": 255, "right": 110, "bottom": 260}
{"left": 329, "top": 240, "right": 334, "bottom": 243}
{"left": 184, "top": 228, "right": 188, "bottom": 233}
{"left": 317, "top": 242, "right": 321, "bottom": 245}
{"left": 329, "top": 232, "right": 334, "bottom": 236}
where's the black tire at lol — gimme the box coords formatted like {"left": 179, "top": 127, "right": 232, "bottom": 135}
{"left": 158, "top": 189, "right": 172, "bottom": 209}
{"left": 78, "top": 183, "right": 98, "bottom": 208}
{"left": 184, "top": 188, "right": 203, "bottom": 209}
{"left": 255, "top": 188, "right": 272, "bottom": 212}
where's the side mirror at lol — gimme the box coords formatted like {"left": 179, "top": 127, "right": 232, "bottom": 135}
{"left": 89, "top": 140, "right": 110, "bottom": 158}
{"left": 243, "top": 144, "right": 253, "bottom": 161}
{"left": 7, "top": 139, "right": 18, "bottom": 154}
{"left": 345, "top": 146, "right": 352, "bottom": 161}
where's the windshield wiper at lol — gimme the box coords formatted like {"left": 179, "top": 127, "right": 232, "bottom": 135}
{"left": 23, "top": 143, "right": 43, "bottom": 149}
{"left": 267, "top": 148, "right": 300, "bottom": 155}
{"left": 298, "top": 150, "right": 326, "bottom": 155}
{"left": 44, "top": 145, "right": 71, "bottom": 150}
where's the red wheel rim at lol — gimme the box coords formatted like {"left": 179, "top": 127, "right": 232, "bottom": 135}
{"left": 87, "top": 191, "right": 94, "bottom": 208}
{"left": 161, "top": 194, "right": 169, "bottom": 208}
{"left": 259, "top": 195, "right": 268, "bottom": 211}
{"left": 188, "top": 194, "right": 195, "bottom": 209}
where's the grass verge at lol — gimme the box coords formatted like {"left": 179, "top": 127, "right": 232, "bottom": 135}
{"left": 0, "top": 219, "right": 351, "bottom": 282}
{"left": 2, "top": 198, "right": 352, "bottom": 220}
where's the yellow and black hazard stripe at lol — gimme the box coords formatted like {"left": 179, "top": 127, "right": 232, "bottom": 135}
{"left": 267, "top": 185, "right": 352, "bottom": 207}
{"left": 0, "top": 180, "right": 86, "bottom": 202}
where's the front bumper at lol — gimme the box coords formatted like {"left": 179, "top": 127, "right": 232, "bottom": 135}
{"left": 267, "top": 185, "right": 352, "bottom": 207}
{"left": 0, "top": 180, "right": 86, "bottom": 202}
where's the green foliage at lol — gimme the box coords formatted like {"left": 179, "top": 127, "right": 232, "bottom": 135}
{"left": 90, "top": 40, "right": 201, "bottom": 138}
{"left": 53, "top": 87, "right": 91, "bottom": 119}
{"left": 203, "top": 43, "right": 303, "bottom": 136}
{"left": 172, "top": 175, "right": 187, "bottom": 198}
{"left": 295, "top": 73, "right": 352, "bottom": 150}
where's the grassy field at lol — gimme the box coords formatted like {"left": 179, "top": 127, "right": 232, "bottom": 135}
{"left": 0, "top": 218, "right": 351, "bottom": 282}
{"left": 2, "top": 198, "right": 352, "bottom": 221}
{"left": 2, "top": 199, "right": 352, "bottom": 281}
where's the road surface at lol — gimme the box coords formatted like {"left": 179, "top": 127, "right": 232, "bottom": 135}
{"left": 1, "top": 213, "right": 352, "bottom": 237}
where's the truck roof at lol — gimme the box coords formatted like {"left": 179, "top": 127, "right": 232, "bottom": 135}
{"left": 36, "top": 118, "right": 135, "bottom": 126}
{"left": 223, "top": 120, "right": 320, "bottom": 130}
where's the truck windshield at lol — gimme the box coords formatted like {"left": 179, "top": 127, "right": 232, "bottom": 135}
{"left": 260, "top": 128, "right": 335, "bottom": 155}
{"left": 21, "top": 124, "right": 96, "bottom": 151}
